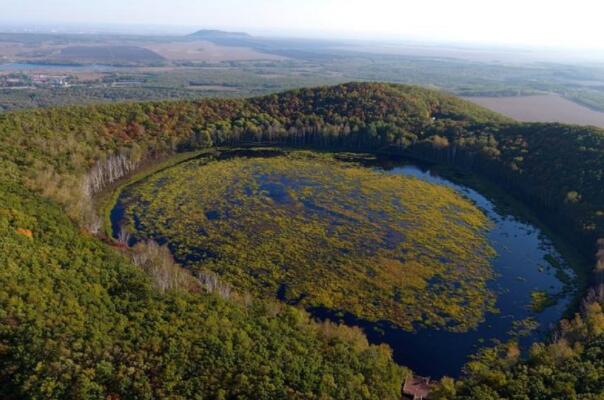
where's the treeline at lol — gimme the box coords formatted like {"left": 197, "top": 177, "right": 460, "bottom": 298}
{"left": 1, "top": 82, "right": 604, "bottom": 398}
{"left": 3, "top": 82, "right": 601, "bottom": 250}
{"left": 0, "top": 86, "right": 210, "bottom": 112}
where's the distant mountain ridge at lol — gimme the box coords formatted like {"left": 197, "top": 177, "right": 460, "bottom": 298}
{"left": 188, "top": 29, "right": 252, "bottom": 40}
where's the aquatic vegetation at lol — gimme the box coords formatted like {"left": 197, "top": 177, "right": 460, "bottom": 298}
{"left": 530, "top": 290, "right": 556, "bottom": 313}
{"left": 508, "top": 317, "right": 540, "bottom": 337}
{"left": 1, "top": 82, "right": 600, "bottom": 399}
{"left": 119, "top": 150, "right": 497, "bottom": 331}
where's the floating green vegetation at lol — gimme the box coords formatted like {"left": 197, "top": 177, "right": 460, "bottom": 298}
{"left": 531, "top": 290, "right": 557, "bottom": 313}
{"left": 119, "top": 150, "right": 497, "bottom": 332}
{"left": 509, "top": 317, "right": 540, "bottom": 337}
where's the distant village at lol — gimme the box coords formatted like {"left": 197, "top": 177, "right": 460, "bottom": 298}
{"left": 0, "top": 72, "right": 72, "bottom": 89}
{"left": 0, "top": 71, "right": 147, "bottom": 91}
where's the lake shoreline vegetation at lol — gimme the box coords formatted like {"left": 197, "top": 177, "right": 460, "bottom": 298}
{"left": 108, "top": 144, "right": 589, "bottom": 299}
{"left": 1, "top": 82, "right": 604, "bottom": 398}
{"left": 114, "top": 151, "right": 498, "bottom": 333}
{"left": 95, "top": 149, "right": 215, "bottom": 239}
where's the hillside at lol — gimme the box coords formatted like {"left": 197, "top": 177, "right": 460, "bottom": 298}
{"left": 188, "top": 29, "right": 254, "bottom": 46}
{"left": 189, "top": 29, "right": 253, "bottom": 40}
{"left": 1, "top": 82, "right": 604, "bottom": 398}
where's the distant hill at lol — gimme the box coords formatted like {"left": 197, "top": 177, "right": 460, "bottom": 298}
{"left": 188, "top": 29, "right": 252, "bottom": 40}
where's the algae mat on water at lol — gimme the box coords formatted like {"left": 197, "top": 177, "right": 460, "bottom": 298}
{"left": 118, "top": 151, "right": 497, "bottom": 332}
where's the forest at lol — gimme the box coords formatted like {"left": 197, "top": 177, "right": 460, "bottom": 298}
{"left": 1, "top": 82, "right": 604, "bottom": 398}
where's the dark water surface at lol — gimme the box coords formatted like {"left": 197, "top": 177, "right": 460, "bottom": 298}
{"left": 312, "top": 159, "right": 576, "bottom": 377}
{"left": 112, "top": 150, "right": 576, "bottom": 378}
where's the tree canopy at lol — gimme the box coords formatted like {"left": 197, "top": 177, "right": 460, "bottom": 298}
{"left": 1, "top": 82, "right": 604, "bottom": 398}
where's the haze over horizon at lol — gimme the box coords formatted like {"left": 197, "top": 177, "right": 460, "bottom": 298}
{"left": 2, "top": 0, "right": 604, "bottom": 51}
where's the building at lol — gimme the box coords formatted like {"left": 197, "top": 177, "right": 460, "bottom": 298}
{"left": 403, "top": 374, "right": 433, "bottom": 400}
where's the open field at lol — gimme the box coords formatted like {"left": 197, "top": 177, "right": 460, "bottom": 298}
{"left": 465, "top": 94, "right": 604, "bottom": 128}
{"left": 0, "top": 40, "right": 167, "bottom": 65}
{"left": 0, "top": 34, "right": 286, "bottom": 65}
{"left": 2, "top": 31, "right": 604, "bottom": 120}
{"left": 57, "top": 45, "right": 165, "bottom": 64}
{"left": 144, "top": 40, "right": 286, "bottom": 62}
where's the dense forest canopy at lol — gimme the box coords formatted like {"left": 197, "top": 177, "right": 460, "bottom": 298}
{"left": 1, "top": 82, "right": 604, "bottom": 398}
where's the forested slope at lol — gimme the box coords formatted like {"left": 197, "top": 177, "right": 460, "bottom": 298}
{"left": 1, "top": 82, "right": 604, "bottom": 399}
{"left": 0, "top": 180, "right": 404, "bottom": 399}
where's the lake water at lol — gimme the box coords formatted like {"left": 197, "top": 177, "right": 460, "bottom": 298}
{"left": 312, "top": 159, "right": 575, "bottom": 377}
{"left": 111, "top": 150, "right": 576, "bottom": 378}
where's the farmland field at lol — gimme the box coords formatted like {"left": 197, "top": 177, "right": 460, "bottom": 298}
{"left": 3, "top": 31, "right": 604, "bottom": 117}
{"left": 144, "top": 40, "right": 286, "bottom": 62}
{"left": 57, "top": 45, "right": 166, "bottom": 64}
{"left": 465, "top": 94, "right": 604, "bottom": 127}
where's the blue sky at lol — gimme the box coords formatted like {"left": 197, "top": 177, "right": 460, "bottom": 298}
{"left": 2, "top": 0, "right": 604, "bottom": 49}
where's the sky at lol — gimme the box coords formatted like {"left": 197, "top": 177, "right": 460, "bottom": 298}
{"left": 1, "top": 0, "right": 604, "bottom": 49}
